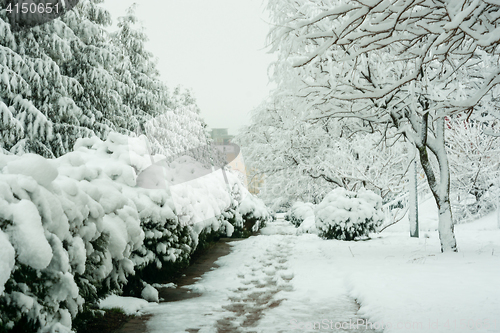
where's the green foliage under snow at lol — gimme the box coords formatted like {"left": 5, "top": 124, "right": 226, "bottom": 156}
{"left": 315, "top": 188, "right": 384, "bottom": 241}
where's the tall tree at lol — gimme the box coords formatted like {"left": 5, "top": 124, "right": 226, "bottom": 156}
{"left": 1, "top": 0, "right": 126, "bottom": 157}
{"left": 111, "top": 4, "right": 165, "bottom": 131}
{"left": 0, "top": 2, "right": 72, "bottom": 157}
{"left": 59, "top": 0, "right": 126, "bottom": 141}
{"left": 1, "top": 1, "right": 170, "bottom": 157}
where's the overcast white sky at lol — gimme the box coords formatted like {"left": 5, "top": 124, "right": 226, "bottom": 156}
{"left": 101, "top": 0, "right": 275, "bottom": 136}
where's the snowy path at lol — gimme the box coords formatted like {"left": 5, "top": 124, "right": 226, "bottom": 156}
{"left": 145, "top": 218, "right": 379, "bottom": 333}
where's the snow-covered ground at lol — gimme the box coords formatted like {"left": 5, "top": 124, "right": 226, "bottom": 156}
{"left": 107, "top": 202, "right": 500, "bottom": 333}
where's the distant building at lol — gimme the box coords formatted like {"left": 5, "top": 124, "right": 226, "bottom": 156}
{"left": 211, "top": 128, "right": 247, "bottom": 187}
{"left": 211, "top": 128, "right": 234, "bottom": 145}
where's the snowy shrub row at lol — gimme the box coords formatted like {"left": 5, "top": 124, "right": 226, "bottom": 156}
{"left": 0, "top": 133, "right": 263, "bottom": 333}
{"left": 236, "top": 194, "right": 273, "bottom": 237}
{"left": 296, "top": 216, "right": 318, "bottom": 235}
{"left": 285, "top": 202, "right": 315, "bottom": 227}
{"left": 314, "top": 188, "right": 384, "bottom": 240}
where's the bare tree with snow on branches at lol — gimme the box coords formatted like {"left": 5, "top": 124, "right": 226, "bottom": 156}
{"left": 266, "top": 0, "right": 500, "bottom": 252}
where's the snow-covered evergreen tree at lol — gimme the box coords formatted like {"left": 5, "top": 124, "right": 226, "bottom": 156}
{"left": 1, "top": 0, "right": 121, "bottom": 157}
{"left": 1, "top": 0, "right": 214, "bottom": 160}
{"left": 0, "top": 8, "right": 57, "bottom": 157}
{"left": 110, "top": 4, "right": 164, "bottom": 131}
{"left": 58, "top": 0, "right": 126, "bottom": 141}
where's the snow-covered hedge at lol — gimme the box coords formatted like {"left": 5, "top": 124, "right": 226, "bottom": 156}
{"left": 0, "top": 133, "right": 264, "bottom": 333}
{"left": 236, "top": 192, "right": 273, "bottom": 237}
{"left": 315, "top": 188, "right": 384, "bottom": 240}
{"left": 285, "top": 202, "right": 315, "bottom": 227}
{"left": 296, "top": 216, "right": 319, "bottom": 235}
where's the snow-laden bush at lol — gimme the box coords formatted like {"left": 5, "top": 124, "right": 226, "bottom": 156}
{"left": 285, "top": 202, "right": 315, "bottom": 227}
{"left": 236, "top": 190, "right": 272, "bottom": 237}
{"left": 315, "top": 188, "right": 384, "bottom": 240}
{"left": 0, "top": 132, "right": 258, "bottom": 333}
{"left": 0, "top": 163, "right": 92, "bottom": 332}
{"left": 296, "top": 216, "right": 319, "bottom": 235}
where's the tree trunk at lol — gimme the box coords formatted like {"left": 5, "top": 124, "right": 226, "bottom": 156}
{"left": 409, "top": 158, "right": 419, "bottom": 238}
{"left": 416, "top": 115, "right": 458, "bottom": 252}
{"left": 436, "top": 199, "right": 457, "bottom": 252}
